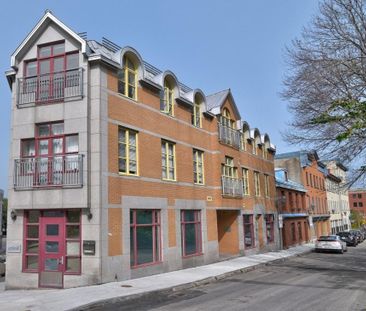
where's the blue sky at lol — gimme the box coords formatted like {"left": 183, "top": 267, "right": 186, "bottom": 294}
{"left": 0, "top": 0, "right": 319, "bottom": 196}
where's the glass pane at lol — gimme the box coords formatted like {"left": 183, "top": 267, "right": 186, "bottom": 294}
{"left": 136, "top": 226, "right": 153, "bottom": 265}
{"left": 183, "top": 210, "right": 195, "bottom": 222}
{"left": 45, "top": 258, "right": 58, "bottom": 271}
{"left": 40, "top": 60, "right": 50, "bottom": 75}
{"left": 169, "top": 168, "right": 175, "bottom": 180}
{"left": 53, "top": 138, "right": 63, "bottom": 154}
{"left": 46, "top": 224, "right": 59, "bottom": 236}
{"left": 38, "top": 140, "right": 49, "bottom": 155}
{"left": 130, "top": 147, "right": 136, "bottom": 160}
{"left": 66, "top": 135, "right": 78, "bottom": 153}
{"left": 128, "top": 72, "right": 135, "bottom": 84}
{"left": 43, "top": 211, "right": 64, "bottom": 217}
{"left": 67, "top": 53, "right": 79, "bottom": 70}
{"left": 66, "top": 257, "right": 80, "bottom": 273}
{"left": 27, "top": 225, "right": 39, "bottom": 238}
{"left": 39, "top": 46, "right": 51, "bottom": 58}
{"left": 118, "top": 80, "right": 125, "bottom": 94}
{"left": 66, "top": 225, "right": 80, "bottom": 239}
{"left": 118, "top": 129, "right": 126, "bottom": 143}
{"left": 119, "top": 144, "right": 126, "bottom": 158}
{"left": 26, "top": 256, "right": 38, "bottom": 270}
{"left": 129, "top": 132, "right": 136, "bottom": 145}
{"left": 53, "top": 43, "right": 65, "bottom": 55}
{"left": 130, "top": 227, "right": 135, "bottom": 265}
{"left": 52, "top": 123, "right": 64, "bottom": 135}
{"left": 184, "top": 223, "right": 197, "bottom": 255}
{"left": 28, "top": 211, "right": 40, "bottom": 223}
{"left": 22, "top": 140, "right": 35, "bottom": 157}
{"left": 46, "top": 241, "right": 59, "bottom": 253}
{"left": 128, "top": 86, "right": 135, "bottom": 98}
{"left": 129, "top": 161, "right": 137, "bottom": 174}
{"left": 136, "top": 210, "right": 152, "bottom": 224}
{"left": 26, "top": 61, "right": 37, "bottom": 77}
{"left": 54, "top": 57, "right": 64, "bottom": 72}
{"left": 38, "top": 125, "right": 50, "bottom": 137}
{"left": 119, "top": 158, "right": 126, "bottom": 172}
{"left": 27, "top": 240, "right": 39, "bottom": 253}
{"left": 67, "top": 242, "right": 80, "bottom": 256}
{"left": 67, "top": 210, "right": 80, "bottom": 223}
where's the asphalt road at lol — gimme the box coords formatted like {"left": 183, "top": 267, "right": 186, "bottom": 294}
{"left": 89, "top": 242, "right": 366, "bottom": 311}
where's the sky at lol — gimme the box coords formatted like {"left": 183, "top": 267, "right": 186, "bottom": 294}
{"left": 0, "top": 0, "right": 320, "bottom": 196}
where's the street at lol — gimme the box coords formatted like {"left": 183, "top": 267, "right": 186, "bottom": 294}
{"left": 88, "top": 242, "right": 366, "bottom": 311}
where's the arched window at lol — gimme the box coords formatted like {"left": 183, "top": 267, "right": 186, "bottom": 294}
{"left": 161, "top": 79, "right": 174, "bottom": 116}
{"left": 192, "top": 96, "right": 202, "bottom": 127}
{"left": 221, "top": 108, "right": 234, "bottom": 128}
{"left": 118, "top": 55, "right": 137, "bottom": 100}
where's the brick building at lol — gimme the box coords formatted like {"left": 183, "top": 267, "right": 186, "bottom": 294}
{"left": 349, "top": 189, "right": 366, "bottom": 221}
{"left": 275, "top": 151, "right": 330, "bottom": 240}
{"left": 275, "top": 169, "right": 309, "bottom": 249}
{"left": 5, "top": 11, "right": 279, "bottom": 289}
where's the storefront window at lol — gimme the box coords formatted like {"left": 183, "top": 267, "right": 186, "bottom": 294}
{"left": 243, "top": 215, "right": 255, "bottom": 248}
{"left": 181, "top": 210, "right": 202, "bottom": 257}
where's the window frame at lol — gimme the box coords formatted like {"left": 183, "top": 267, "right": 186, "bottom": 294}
{"left": 222, "top": 156, "right": 237, "bottom": 178}
{"left": 118, "top": 127, "right": 138, "bottom": 176}
{"left": 254, "top": 171, "right": 261, "bottom": 197}
{"left": 181, "top": 210, "right": 202, "bottom": 257}
{"left": 130, "top": 209, "right": 161, "bottom": 268}
{"left": 192, "top": 100, "right": 202, "bottom": 128}
{"left": 264, "top": 174, "right": 270, "bottom": 198}
{"left": 193, "top": 149, "right": 204, "bottom": 185}
{"left": 161, "top": 140, "right": 176, "bottom": 181}
{"left": 243, "top": 214, "right": 255, "bottom": 249}
{"left": 242, "top": 168, "right": 250, "bottom": 195}
{"left": 161, "top": 80, "right": 174, "bottom": 116}
{"left": 265, "top": 214, "right": 275, "bottom": 243}
{"left": 118, "top": 55, "right": 137, "bottom": 100}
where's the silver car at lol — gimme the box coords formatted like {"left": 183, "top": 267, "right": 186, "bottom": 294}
{"left": 315, "top": 235, "right": 347, "bottom": 254}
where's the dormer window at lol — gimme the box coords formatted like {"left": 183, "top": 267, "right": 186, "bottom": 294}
{"left": 192, "top": 95, "right": 202, "bottom": 128}
{"left": 221, "top": 108, "right": 235, "bottom": 128}
{"left": 161, "top": 79, "right": 174, "bottom": 116}
{"left": 118, "top": 55, "right": 137, "bottom": 100}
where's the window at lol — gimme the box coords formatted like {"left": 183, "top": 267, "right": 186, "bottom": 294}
{"left": 353, "top": 202, "right": 357, "bottom": 207}
{"left": 118, "top": 127, "right": 138, "bottom": 175}
{"left": 297, "top": 222, "right": 302, "bottom": 240}
{"left": 161, "top": 79, "right": 174, "bottom": 116}
{"left": 192, "top": 97, "right": 202, "bottom": 127}
{"left": 265, "top": 214, "right": 274, "bottom": 243}
{"left": 306, "top": 172, "right": 309, "bottom": 186}
{"left": 193, "top": 149, "right": 204, "bottom": 185}
{"left": 222, "top": 156, "right": 237, "bottom": 178}
{"left": 243, "top": 215, "right": 255, "bottom": 248}
{"left": 118, "top": 55, "right": 137, "bottom": 99}
{"left": 130, "top": 210, "right": 161, "bottom": 267}
{"left": 242, "top": 168, "right": 249, "bottom": 195}
{"left": 291, "top": 222, "right": 296, "bottom": 243}
{"left": 358, "top": 193, "right": 362, "bottom": 199}
{"left": 221, "top": 108, "right": 234, "bottom": 128}
{"left": 65, "top": 210, "right": 81, "bottom": 274}
{"left": 264, "top": 174, "right": 270, "bottom": 197}
{"left": 162, "top": 140, "right": 176, "bottom": 181}
{"left": 181, "top": 210, "right": 202, "bottom": 257}
{"left": 254, "top": 171, "right": 260, "bottom": 196}
{"left": 359, "top": 202, "right": 363, "bottom": 207}
{"left": 23, "top": 211, "right": 40, "bottom": 272}
{"left": 352, "top": 194, "right": 357, "bottom": 198}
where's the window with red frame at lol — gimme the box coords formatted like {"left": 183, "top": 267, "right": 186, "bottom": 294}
{"left": 24, "top": 210, "right": 40, "bottom": 272}
{"left": 265, "top": 214, "right": 274, "bottom": 243}
{"left": 130, "top": 210, "right": 161, "bottom": 267}
{"left": 243, "top": 214, "right": 255, "bottom": 248}
{"left": 181, "top": 210, "right": 202, "bottom": 257}
{"left": 24, "top": 41, "right": 79, "bottom": 102}
{"left": 20, "top": 122, "right": 78, "bottom": 186}
{"left": 65, "top": 210, "right": 82, "bottom": 273}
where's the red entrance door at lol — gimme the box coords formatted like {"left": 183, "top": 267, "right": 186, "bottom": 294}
{"left": 39, "top": 211, "right": 65, "bottom": 288}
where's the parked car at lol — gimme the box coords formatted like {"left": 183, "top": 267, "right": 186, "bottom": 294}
{"left": 315, "top": 235, "right": 347, "bottom": 254}
{"left": 336, "top": 231, "right": 358, "bottom": 246}
{"left": 350, "top": 230, "right": 364, "bottom": 244}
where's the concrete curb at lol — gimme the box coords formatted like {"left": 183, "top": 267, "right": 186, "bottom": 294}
{"left": 70, "top": 247, "right": 313, "bottom": 311}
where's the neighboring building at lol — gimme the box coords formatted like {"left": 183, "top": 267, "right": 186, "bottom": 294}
{"left": 275, "top": 150, "right": 330, "bottom": 240}
{"left": 5, "top": 11, "right": 278, "bottom": 289}
{"left": 275, "top": 169, "right": 309, "bottom": 249}
{"left": 348, "top": 189, "right": 366, "bottom": 221}
{"left": 0, "top": 189, "right": 3, "bottom": 240}
{"left": 323, "top": 160, "right": 350, "bottom": 233}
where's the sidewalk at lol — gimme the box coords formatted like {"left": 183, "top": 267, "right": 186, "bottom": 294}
{"left": 0, "top": 243, "right": 314, "bottom": 311}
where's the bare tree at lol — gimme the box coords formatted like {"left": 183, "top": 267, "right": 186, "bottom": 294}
{"left": 283, "top": 0, "right": 366, "bottom": 186}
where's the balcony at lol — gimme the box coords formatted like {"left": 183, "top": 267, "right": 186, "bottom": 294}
{"left": 221, "top": 176, "right": 243, "bottom": 197}
{"left": 17, "top": 68, "right": 83, "bottom": 106}
{"left": 14, "top": 155, "right": 83, "bottom": 190}
{"left": 218, "top": 123, "right": 241, "bottom": 149}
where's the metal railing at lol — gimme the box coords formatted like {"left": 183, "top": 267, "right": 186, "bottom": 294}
{"left": 17, "top": 68, "right": 83, "bottom": 106}
{"left": 14, "top": 155, "right": 83, "bottom": 190}
{"left": 221, "top": 176, "right": 243, "bottom": 197}
{"left": 218, "top": 123, "right": 241, "bottom": 149}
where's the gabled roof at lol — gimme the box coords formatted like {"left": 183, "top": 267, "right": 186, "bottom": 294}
{"left": 206, "top": 89, "right": 241, "bottom": 119}
{"left": 11, "top": 10, "right": 86, "bottom": 67}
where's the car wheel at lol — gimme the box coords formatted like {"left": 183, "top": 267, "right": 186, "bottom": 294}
{"left": 339, "top": 249, "right": 344, "bottom": 254}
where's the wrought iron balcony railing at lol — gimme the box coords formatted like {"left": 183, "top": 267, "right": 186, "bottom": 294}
{"left": 221, "top": 176, "right": 243, "bottom": 197}
{"left": 14, "top": 155, "right": 83, "bottom": 190}
{"left": 17, "top": 68, "right": 83, "bottom": 106}
{"left": 218, "top": 123, "right": 241, "bottom": 149}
